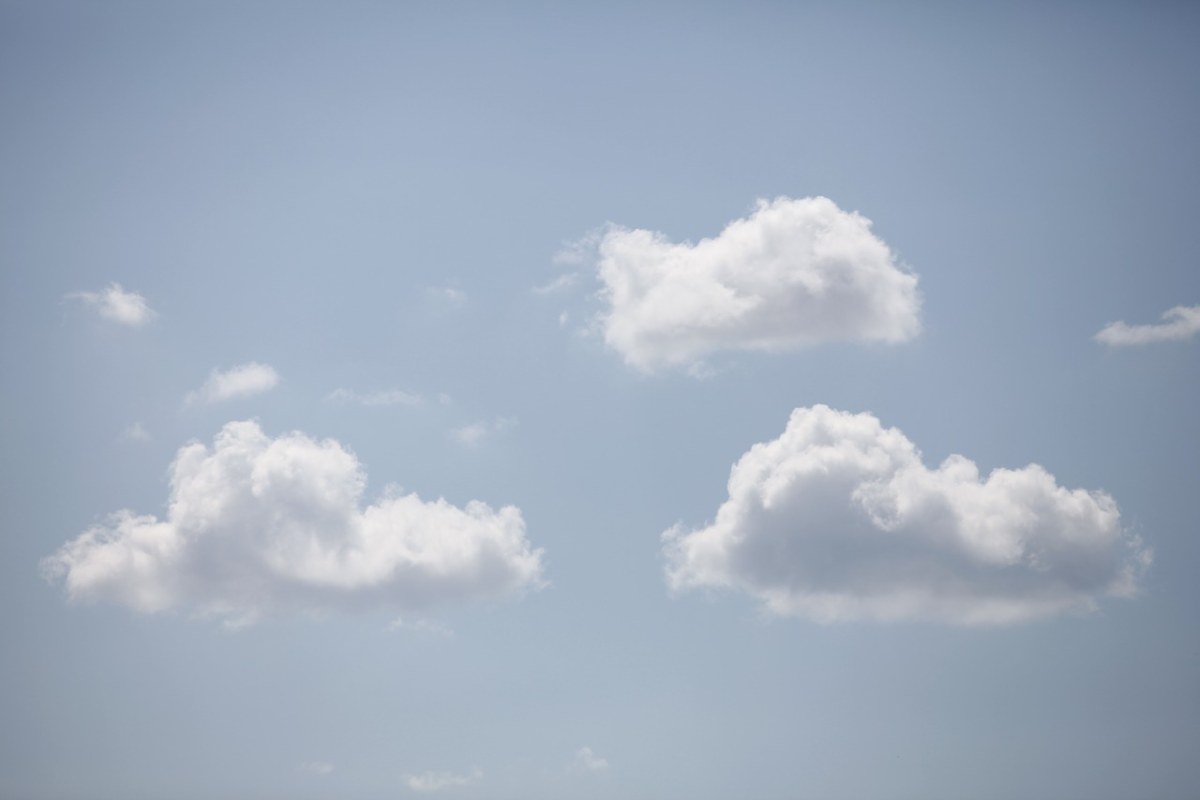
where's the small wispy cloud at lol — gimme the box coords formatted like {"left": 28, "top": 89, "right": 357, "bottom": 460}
{"left": 533, "top": 232, "right": 598, "bottom": 296}
{"left": 428, "top": 286, "right": 468, "bottom": 307}
{"left": 67, "top": 283, "right": 156, "bottom": 327}
{"left": 405, "top": 767, "right": 481, "bottom": 793}
{"left": 450, "top": 417, "right": 516, "bottom": 447}
{"left": 532, "top": 273, "right": 580, "bottom": 296}
{"left": 186, "top": 362, "right": 280, "bottom": 405}
{"left": 119, "top": 422, "right": 151, "bottom": 443}
{"left": 572, "top": 746, "right": 609, "bottom": 773}
{"left": 327, "top": 387, "right": 423, "bottom": 407}
{"left": 298, "top": 760, "right": 334, "bottom": 776}
{"left": 1095, "top": 304, "right": 1200, "bottom": 346}
{"left": 553, "top": 230, "right": 602, "bottom": 266}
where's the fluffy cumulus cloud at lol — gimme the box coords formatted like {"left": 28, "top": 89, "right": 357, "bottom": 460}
{"left": 42, "top": 421, "right": 544, "bottom": 623}
{"left": 594, "top": 197, "right": 921, "bottom": 372}
{"left": 68, "top": 283, "right": 156, "bottom": 326}
{"left": 1095, "top": 304, "right": 1200, "bottom": 346}
{"left": 188, "top": 362, "right": 280, "bottom": 404}
{"left": 405, "top": 768, "right": 482, "bottom": 793}
{"left": 664, "top": 406, "right": 1150, "bottom": 625}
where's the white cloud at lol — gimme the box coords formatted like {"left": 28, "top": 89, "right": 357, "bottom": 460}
{"left": 68, "top": 283, "right": 156, "bottom": 327}
{"left": 187, "top": 362, "right": 280, "bottom": 405}
{"left": 327, "top": 387, "right": 423, "bottom": 407}
{"left": 1094, "top": 304, "right": 1200, "bottom": 346}
{"left": 298, "top": 760, "right": 334, "bottom": 776}
{"left": 592, "top": 196, "right": 921, "bottom": 372}
{"left": 42, "top": 421, "right": 545, "bottom": 623}
{"left": 406, "top": 767, "right": 481, "bottom": 793}
{"left": 572, "top": 746, "right": 609, "bottom": 772}
{"left": 451, "top": 417, "right": 516, "bottom": 447}
{"left": 664, "top": 405, "right": 1150, "bottom": 625}
{"left": 119, "top": 422, "right": 151, "bottom": 443}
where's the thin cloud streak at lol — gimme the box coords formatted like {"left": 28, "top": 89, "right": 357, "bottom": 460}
{"left": 405, "top": 767, "right": 481, "bottom": 793}
{"left": 327, "top": 387, "right": 423, "bottom": 407}
{"left": 1095, "top": 304, "right": 1200, "bottom": 345}
{"left": 186, "top": 362, "right": 280, "bottom": 405}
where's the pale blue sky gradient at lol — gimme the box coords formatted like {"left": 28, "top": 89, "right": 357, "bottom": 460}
{"left": 2, "top": 3, "right": 1199, "bottom": 798}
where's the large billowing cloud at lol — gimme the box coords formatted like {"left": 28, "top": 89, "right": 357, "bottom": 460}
{"left": 1094, "top": 304, "right": 1200, "bottom": 346}
{"left": 594, "top": 197, "right": 921, "bottom": 372}
{"left": 43, "top": 421, "right": 544, "bottom": 623}
{"left": 664, "top": 406, "right": 1149, "bottom": 625}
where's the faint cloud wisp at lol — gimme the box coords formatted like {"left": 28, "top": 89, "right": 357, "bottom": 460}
{"left": 327, "top": 387, "right": 423, "bottom": 407}
{"left": 298, "top": 761, "right": 334, "bottom": 776}
{"left": 572, "top": 746, "right": 609, "bottom": 773}
{"left": 405, "top": 767, "right": 481, "bottom": 793}
{"left": 119, "top": 422, "right": 151, "bottom": 443}
{"left": 451, "top": 417, "right": 516, "bottom": 447}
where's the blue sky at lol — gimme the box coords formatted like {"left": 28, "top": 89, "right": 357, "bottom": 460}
{"left": 2, "top": 2, "right": 1199, "bottom": 798}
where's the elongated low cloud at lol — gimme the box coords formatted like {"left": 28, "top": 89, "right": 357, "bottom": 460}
{"left": 664, "top": 406, "right": 1149, "bottom": 625}
{"left": 327, "top": 387, "right": 423, "bottom": 407}
{"left": 188, "top": 362, "right": 280, "bottom": 404}
{"left": 406, "top": 768, "right": 482, "bottom": 793}
{"left": 42, "top": 421, "right": 544, "bottom": 623}
{"left": 1095, "top": 304, "right": 1200, "bottom": 346}
{"left": 593, "top": 197, "right": 920, "bottom": 372}
{"left": 67, "top": 283, "right": 155, "bottom": 326}
{"left": 298, "top": 761, "right": 334, "bottom": 776}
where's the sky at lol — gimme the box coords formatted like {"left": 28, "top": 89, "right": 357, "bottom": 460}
{"left": 2, "top": 2, "right": 1199, "bottom": 799}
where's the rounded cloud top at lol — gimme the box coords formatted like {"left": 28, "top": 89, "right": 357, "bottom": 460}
{"left": 42, "top": 421, "right": 545, "bottom": 624}
{"left": 664, "top": 405, "right": 1150, "bottom": 625}
{"left": 596, "top": 197, "right": 921, "bottom": 372}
